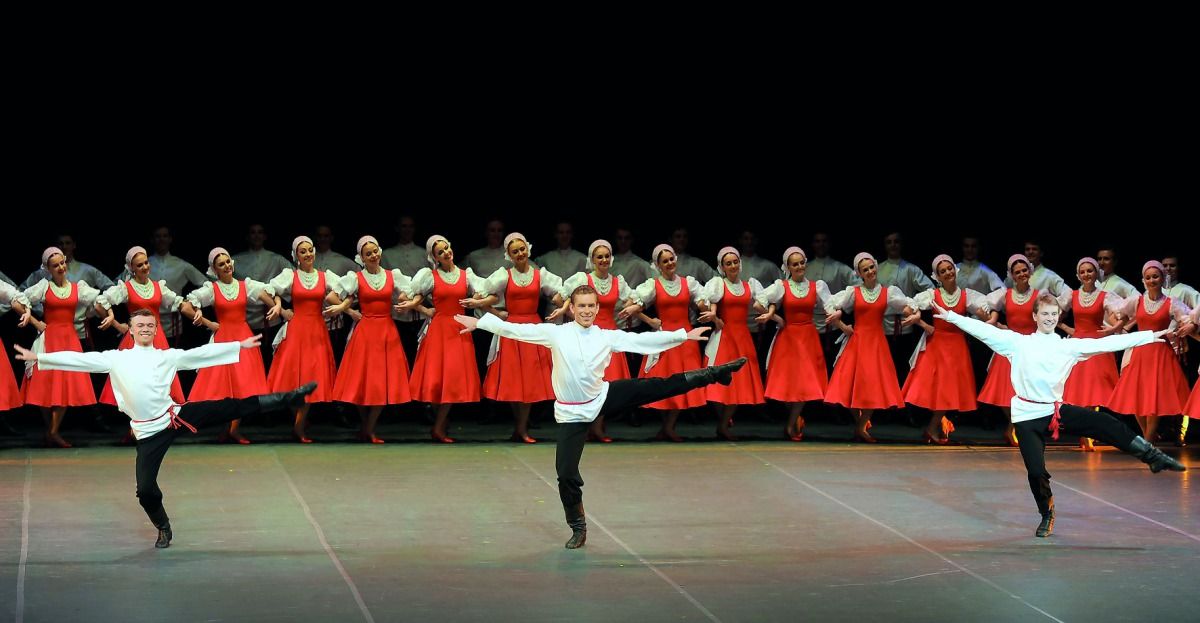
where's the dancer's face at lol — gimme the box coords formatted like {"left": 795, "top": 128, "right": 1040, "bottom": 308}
{"left": 130, "top": 314, "right": 158, "bottom": 347}
{"left": 720, "top": 253, "right": 741, "bottom": 282}
{"left": 656, "top": 250, "right": 677, "bottom": 279}
{"left": 857, "top": 259, "right": 877, "bottom": 287}
{"left": 46, "top": 254, "right": 68, "bottom": 281}
{"left": 506, "top": 239, "right": 529, "bottom": 268}
{"left": 786, "top": 253, "right": 807, "bottom": 282}
{"left": 590, "top": 245, "right": 612, "bottom": 275}
{"left": 571, "top": 292, "right": 599, "bottom": 328}
{"left": 296, "top": 242, "right": 315, "bottom": 270}
{"left": 130, "top": 252, "right": 151, "bottom": 281}
{"left": 1143, "top": 268, "right": 1163, "bottom": 292}
{"left": 213, "top": 254, "right": 235, "bottom": 281}
{"left": 1011, "top": 262, "right": 1031, "bottom": 288}
{"left": 936, "top": 260, "right": 956, "bottom": 290}
{"left": 1077, "top": 262, "right": 1097, "bottom": 288}
{"left": 1033, "top": 300, "right": 1060, "bottom": 334}
{"left": 433, "top": 240, "right": 454, "bottom": 270}
{"left": 361, "top": 242, "right": 381, "bottom": 269}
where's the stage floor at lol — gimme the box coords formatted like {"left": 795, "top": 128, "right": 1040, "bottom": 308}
{"left": 2, "top": 419, "right": 1196, "bottom": 622}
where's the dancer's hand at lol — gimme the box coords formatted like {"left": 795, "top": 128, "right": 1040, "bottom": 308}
{"left": 192, "top": 309, "right": 205, "bottom": 325}
{"left": 12, "top": 344, "right": 36, "bottom": 362}
{"left": 545, "top": 306, "right": 566, "bottom": 322}
{"left": 455, "top": 314, "right": 478, "bottom": 333}
{"left": 930, "top": 302, "right": 951, "bottom": 319}
{"left": 346, "top": 308, "right": 362, "bottom": 322}
{"left": 1150, "top": 328, "right": 1172, "bottom": 344}
{"left": 17, "top": 310, "right": 32, "bottom": 328}
{"left": 394, "top": 300, "right": 419, "bottom": 313}
{"left": 901, "top": 312, "right": 922, "bottom": 327}
{"left": 825, "top": 310, "right": 843, "bottom": 325}
{"left": 617, "top": 303, "right": 642, "bottom": 321}
{"left": 644, "top": 317, "right": 662, "bottom": 331}
{"left": 754, "top": 312, "right": 772, "bottom": 324}
{"left": 686, "top": 327, "right": 710, "bottom": 341}
{"left": 98, "top": 312, "right": 116, "bottom": 330}
{"left": 239, "top": 334, "right": 263, "bottom": 349}
{"left": 697, "top": 309, "right": 717, "bottom": 324}
{"left": 265, "top": 303, "right": 282, "bottom": 322}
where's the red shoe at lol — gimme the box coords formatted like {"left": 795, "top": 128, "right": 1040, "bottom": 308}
{"left": 586, "top": 431, "right": 613, "bottom": 443}
{"left": 923, "top": 431, "right": 949, "bottom": 446}
{"left": 511, "top": 433, "right": 537, "bottom": 444}
{"left": 431, "top": 431, "right": 455, "bottom": 444}
{"left": 217, "top": 432, "right": 252, "bottom": 445}
{"left": 293, "top": 432, "right": 313, "bottom": 444}
{"left": 716, "top": 429, "right": 738, "bottom": 442}
{"left": 357, "top": 432, "right": 385, "bottom": 444}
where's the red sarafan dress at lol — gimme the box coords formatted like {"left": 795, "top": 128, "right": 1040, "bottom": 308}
{"left": 21, "top": 282, "right": 97, "bottom": 407}
{"left": 639, "top": 277, "right": 706, "bottom": 410}
{"left": 978, "top": 289, "right": 1039, "bottom": 407}
{"left": 333, "top": 271, "right": 412, "bottom": 405}
{"left": 483, "top": 268, "right": 555, "bottom": 402}
{"left": 1185, "top": 376, "right": 1200, "bottom": 419}
{"left": 0, "top": 284, "right": 23, "bottom": 410}
{"left": 188, "top": 281, "right": 269, "bottom": 400}
{"left": 902, "top": 288, "right": 977, "bottom": 411}
{"left": 1062, "top": 289, "right": 1120, "bottom": 406}
{"left": 705, "top": 279, "right": 764, "bottom": 405}
{"left": 410, "top": 267, "right": 481, "bottom": 403}
{"left": 267, "top": 270, "right": 337, "bottom": 403}
{"left": 825, "top": 286, "right": 904, "bottom": 410}
{"left": 763, "top": 279, "right": 827, "bottom": 403}
{"left": 587, "top": 273, "right": 631, "bottom": 381}
{"left": 1106, "top": 295, "right": 1190, "bottom": 416}
{"left": 99, "top": 280, "right": 184, "bottom": 405}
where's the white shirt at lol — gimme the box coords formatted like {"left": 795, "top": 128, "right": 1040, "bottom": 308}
{"left": 942, "top": 311, "right": 1155, "bottom": 423}
{"left": 1099, "top": 273, "right": 1138, "bottom": 299}
{"left": 477, "top": 313, "right": 687, "bottom": 423}
{"left": 381, "top": 242, "right": 428, "bottom": 277}
{"left": 1164, "top": 281, "right": 1200, "bottom": 309}
{"left": 805, "top": 257, "right": 861, "bottom": 331}
{"left": 674, "top": 253, "right": 716, "bottom": 283}
{"left": 462, "top": 247, "right": 508, "bottom": 280}
{"left": 233, "top": 249, "right": 293, "bottom": 329}
{"left": 37, "top": 342, "right": 242, "bottom": 439}
{"left": 876, "top": 258, "right": 935, "bottom": 336}
{"left": 955, "top": 260, "right": 1004, "bottom": 294}
{"left": 315, "top": 250, "right": 359, "bottom": 277}
{"left": 611, "top": 251, "right": 650, "bottom": 289}
{"left": 533, "top": 249, "right": 587, "bottom": 278}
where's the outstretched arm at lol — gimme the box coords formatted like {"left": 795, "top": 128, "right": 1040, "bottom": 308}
{"left": 607, "top": 326, "right": 707, "bottom": 355}
{"left": 16, "top": 346, "right": 111, "bottom": 373}
{"left": 171, "top": 341, "right": 245, "bottom": 371}
{"left": 459, "top": 312, "right": 555, "bottom": 347}
{"left": 932, "top": 302, "right": 1017, "bottom": 358}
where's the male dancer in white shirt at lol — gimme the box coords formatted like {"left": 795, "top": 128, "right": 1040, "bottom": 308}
{"left": 457, "top": 285, "right": 746, "bottom": 549}
{"left": 930, "top": 294, "right": 1185, "bottom": 537}
{"left": 15, "top": 309, "right": 316, "bottom": 549}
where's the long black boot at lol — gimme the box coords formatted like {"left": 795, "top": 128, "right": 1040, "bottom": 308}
{"left": 256, "top": 382, "right": 318, "bottom": 413}
{"left": 682, "top": 357, "right": 749, "bottom": 388}
{"left": 1129, "top": 436, "right": 1187, "bottom": 473}
{"left": 564, "top": 503, "right": 587, "bottom": 549}
{"left": 155, "top": 521, "right": 173, "bottom": 548}
{"left": 1035, "top": 497, "right": 1055, "bottom": 538}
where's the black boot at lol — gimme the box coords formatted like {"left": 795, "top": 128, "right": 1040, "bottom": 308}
{"left": 1036, "top": 507, "right": 1055, "bottom": 538}
{"left": 1129, "top": 436, "right": 1187, "bottom": 473}
{"left": 155, "top": 522, "right": 173, "bottom": 549}
{"left": 683, "top": 357, "right": 749, "bottom": 387}
{"left": 564, "top": 503, "right": 587, "bottom": 549}
{"left": 256, "top": 382, "right": 318, "bottom": 413}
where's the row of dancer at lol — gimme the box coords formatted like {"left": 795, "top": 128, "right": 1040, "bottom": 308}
{"left": 2, "top": 237, "right": 1196, "bottom": 447}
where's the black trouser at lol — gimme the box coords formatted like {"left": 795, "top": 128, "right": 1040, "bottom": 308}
{"left": 1013, "top": 405, "right": 1139, "bottom": 515}
{"left": 556, "top": 371, "right": 710, "bottom": 508}
{"left": 135, "top": 397, "right": 265, "bottom": 527}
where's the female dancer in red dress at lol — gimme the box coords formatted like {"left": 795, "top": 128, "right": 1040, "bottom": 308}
{"left": 409, "top": 235, "right": 489, "bottom": 443}
{"left": 754, "top": 246, "right": 830, "bottom": 441}
{"left": 181, "top": 247, "right": 279, "bottom": 443}
{"left": 560, "top": 239, "right": 634, "bottom": 442}
{"left": 1059, "top": 257, "right": 1127, "bottom": 451}
{"left": 902, "top": 254, "right": 991, "bottom": 444}
{"left": 332, "top": 236, "right": 418, "bottom": 443}
{"left": 824, "top": 252, "right": 914, "bottom": 443}
{"left": 1106, "top": 261, "right": 1192, "bottom": 441}
{"left": 266, "top": 236, "right": 350, "bottom": 442}
{"left": 702, "top": 246, "right": 766, "bottom": 440}
{"left": 21, "top": 247, "right": 100, "bottom": 447}
{"left": 95, "top": 247, "right": 186, "bottom": 406}
{"left": 620, "top": 244, "right": 716, "bottom": 441}
{"left": 479, "top": 233, "right": 565, "bottom": 443}
{"left": 0, "top": 280, "right": 32, "bottom": 432}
